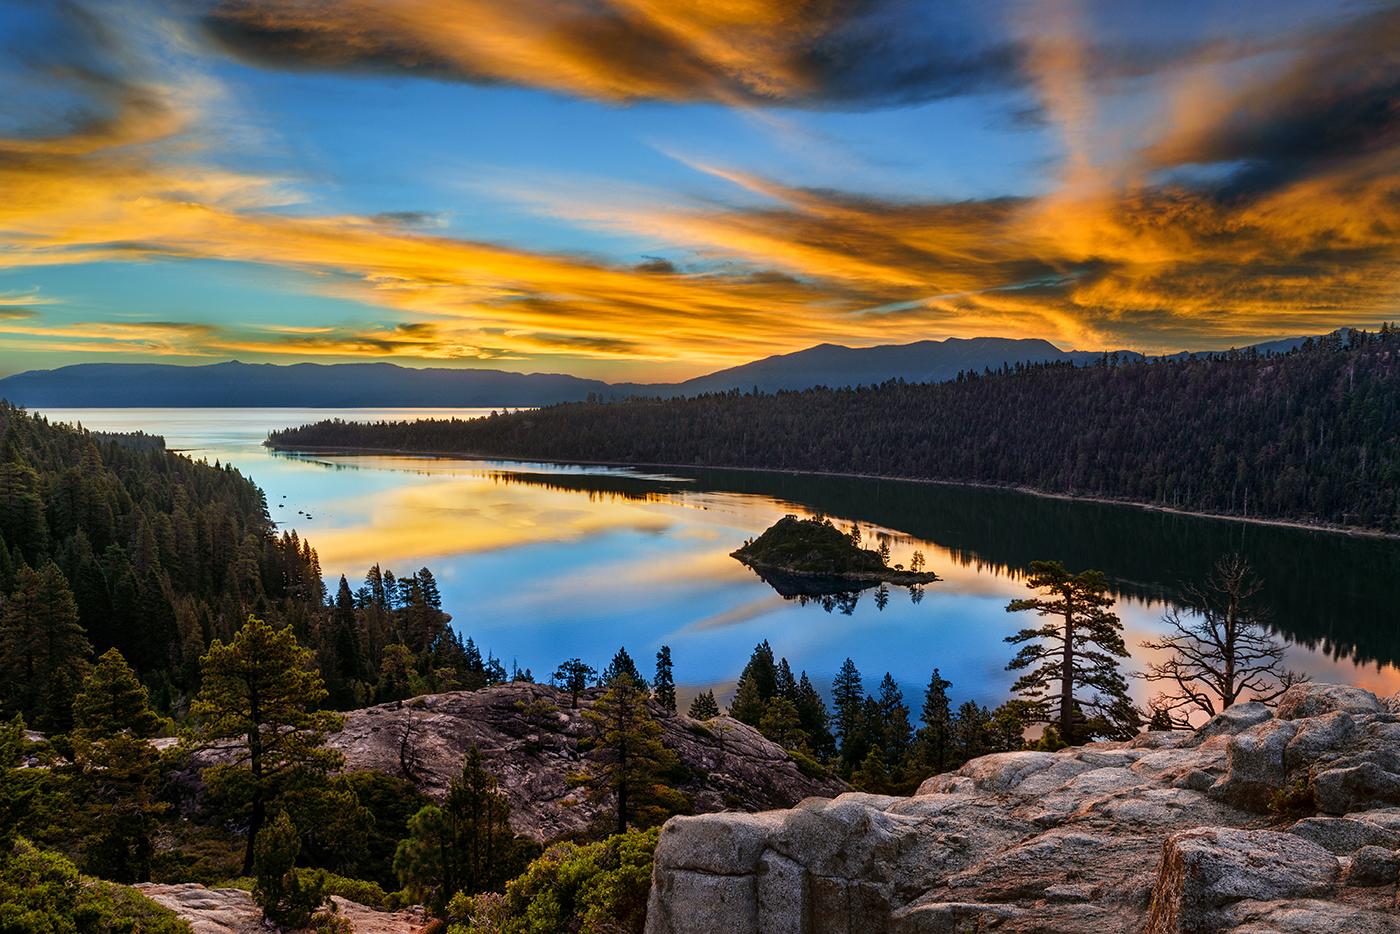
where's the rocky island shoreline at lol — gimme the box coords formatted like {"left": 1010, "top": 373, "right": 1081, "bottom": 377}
{"left": 731, "top": 514, "right": 940, "bottom": 594}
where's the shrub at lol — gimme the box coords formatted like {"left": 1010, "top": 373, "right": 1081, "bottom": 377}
{"left": 447, "top": 827, "right": 660, "bottom": 934}
{"left": 317, "top": 870, "right": 390, "bottom": 908}
{"left": 0, "top": 838, "right": 192, "bottom": 934}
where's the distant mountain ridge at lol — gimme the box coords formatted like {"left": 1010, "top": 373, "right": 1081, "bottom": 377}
{"left": 0, "top": 334, "right": 1317, "bottom": 408}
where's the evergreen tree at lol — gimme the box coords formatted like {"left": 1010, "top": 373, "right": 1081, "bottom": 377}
{"left": 394, "top": 745, "right": 525, "bottom": 915}
{"left": 919, "top": 669, "right": 953, "bottom": 773}
{"left": 728, "top": 674, "right": 765, "bottom": 726}
{"left": 774, "top": 658, "right": 798, "bottom": 702}
{"left": 73, "top": 649, "right": 167, "bottom": 883}
{"left": 188, "top": 616, "right": 345, "bottom": 875}
{"left": 600, "top": 647, "right": 645, "bottom": 689}
{"left": 253, "top": 810, "right": 325, "bottom": 927}
{"left": 579, "top": 674, "right": 678, "bottom": 835}
{"left": 831, "top": 658, "right": 864, "bottom": 768}
{"left": 876, "top": 673, "right": 912, "bottom": 764}
{"left": 1005, "top": 561, "right": 1131, "bottom": 744}
{"left": 687, "top": 690, "right": 719, "bottom": 720}
{"left": 378, "top": 643, "right": 414, "bottom": 703}
{"left": 759, "top": 696, "right": 807, "bottom": 752}
{"left": 653, "top": 646, "right": 676, "bottom": 714}
{"left": 416, "top": 567, "right": 442, "bottom": 609}
{"left": 854, "top": 744, "right": 889, "bottom": 794}
{"left": 737, "top": 641, "right": 777, "bottom": 702}
{"left": 795, "top": 673, "right": 836, "bottom": 762}
{"left": 951, "top": 701, "right": 991, "bottom": 764}
{"left": 0, "top": 561, "right": 91, "bottom": 730}
{"left": 552, "top": 659, "right": 597, "bottom": 709}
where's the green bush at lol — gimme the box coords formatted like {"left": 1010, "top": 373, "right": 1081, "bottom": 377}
{"left": 0, "top": 838, "right": 192, "bottom": 934}
{"left": 789, "top": 749, "right": 833, "bottom": 780}
{"left": 448, "top": 827, "right": 660, "bottom": 934}
{"left": 317, "top": 870, "right": 390, "bottom": 908}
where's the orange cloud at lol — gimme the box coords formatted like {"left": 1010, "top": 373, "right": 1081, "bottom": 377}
{"left": 5, "top": 4, "right": 1400, "bottom": 368}
{"left": 203, "top": 0, "right": 1019, "bottom": 107}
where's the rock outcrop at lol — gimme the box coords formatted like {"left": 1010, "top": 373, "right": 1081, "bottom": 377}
{"left": 645, "top": 683, "right": 1400, "bottom": 934}
{"left": 132, "top": 884, "right": 429, "bottom": 934}
{"left": 326, "top": 683, "right": 849, "bottom": 841}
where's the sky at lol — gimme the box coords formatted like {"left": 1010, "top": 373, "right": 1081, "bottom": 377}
{"left": 0, "top": 0, "right": 1398, "bottom": 382}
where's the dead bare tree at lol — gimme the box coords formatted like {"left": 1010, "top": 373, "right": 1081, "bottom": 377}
{"left": 1139, "top": 553, "right": 1307, "bottom": 728}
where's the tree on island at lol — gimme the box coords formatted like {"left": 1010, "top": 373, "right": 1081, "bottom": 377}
{"left": 1005, "top": 561, "right": 1132, "bottom": 745}
{"left": 187, "top": 616, "right": 345, "bottom": 876}
{"left": 1139, "top": 554, "right": 1307, "bottom": 727}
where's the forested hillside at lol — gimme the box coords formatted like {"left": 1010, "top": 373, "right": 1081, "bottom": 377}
{"left": 269, "top": 328, "right": 1400, "bottom": 533}
{"left": 0, "top": 401, "right": 490, "bottom": 728}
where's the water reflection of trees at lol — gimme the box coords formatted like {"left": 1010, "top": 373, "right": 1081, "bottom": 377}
{"left": 426, "top": 461, "right": 1400, "bottom": 669}
{"left": 681, "top": 468, "right": 1400, "bottom": 668}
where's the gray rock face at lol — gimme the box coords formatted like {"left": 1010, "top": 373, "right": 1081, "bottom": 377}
{"left": 645, "top": 684, "right": 1400, "bottom": 934}
{"left": 1277, "top": 683, "right": 1384, "bottom": 720}
{"left": 325, "top": 683, "right": 848, "bottom": 841}
{"left": 1144, "top": 829, "right": 1338, "bottom": 934}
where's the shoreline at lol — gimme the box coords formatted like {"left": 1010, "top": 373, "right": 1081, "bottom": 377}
{"left": 263, "top": 441, "right": 1399, "bottom": 541}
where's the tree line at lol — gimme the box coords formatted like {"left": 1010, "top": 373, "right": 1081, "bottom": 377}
{"left": 270, "top": 326, "right": 1400, "bottom": 532}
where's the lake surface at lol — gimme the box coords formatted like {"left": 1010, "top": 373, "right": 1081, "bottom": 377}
{"left": 42, "top": 407, "right": 1400, "bottom": 716}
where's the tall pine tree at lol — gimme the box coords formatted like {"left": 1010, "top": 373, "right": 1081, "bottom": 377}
{"left": 1005, "top": 561, "right": 1131, "bottom": 744}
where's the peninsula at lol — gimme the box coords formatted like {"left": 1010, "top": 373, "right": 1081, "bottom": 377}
{"left": 731, "top": 514, "right": 940, "bottom": 592}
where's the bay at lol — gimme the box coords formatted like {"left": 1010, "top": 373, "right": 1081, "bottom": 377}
{"left": 42, "top": 407, "right": 1400, "bottom": 714}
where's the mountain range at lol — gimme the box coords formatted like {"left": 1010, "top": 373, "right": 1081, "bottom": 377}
{"left": 0, "top": 334, "right": 1317, "bottom": 408}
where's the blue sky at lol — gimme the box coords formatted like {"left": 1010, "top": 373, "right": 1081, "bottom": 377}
{"left": 0, "top": 0, "right": 1395, "bottom": 380}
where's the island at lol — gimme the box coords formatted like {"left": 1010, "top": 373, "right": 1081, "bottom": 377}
{"left": 731, "top": 514, "right": 940, "bottom": 596}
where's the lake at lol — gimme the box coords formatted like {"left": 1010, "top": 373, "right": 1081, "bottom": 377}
{"left": 41, "top": 407, "right": 1400, "bottom": 716}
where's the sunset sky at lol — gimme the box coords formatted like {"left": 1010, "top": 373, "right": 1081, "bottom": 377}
{"left": 1, "top": 0, "right": 1397, "bottom": 381}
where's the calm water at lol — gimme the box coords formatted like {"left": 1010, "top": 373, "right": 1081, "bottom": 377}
{"left": 42, "top": 408, "right": 1400, "bottom": 715}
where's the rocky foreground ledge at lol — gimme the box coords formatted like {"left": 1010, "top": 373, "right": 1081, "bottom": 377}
{"left": 645, "top": 683, "right": 1400, "bottom": 934}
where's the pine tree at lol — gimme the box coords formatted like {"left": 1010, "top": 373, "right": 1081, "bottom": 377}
{"left": 253, "top": 810, "right": 325, "bottom": 926}
{"left": 919, "top": 669, "right": 953, "bottom": 773}
{"left": 188, "top": 616, "right": 345, "bottom": 875}
{"left": 0, "top": 562, "right": 92, "bottom": 729}
{"left": 579, "top": 674, "right": 677, "bottom": 835}
{"left": 687, "top": 690, "right": 719, "bottom": 720}
{"left": 759, "top": 696, "right": 807, "bottom": 752}
{"left": 552, "top": 659, "right": 597, "bottom": 709}
{"left": 74, "top": 648, "right": 167, "bottom": 883}
{"left": 416, "top": 567, "right": 442, "bottom": 609}
{"left": 653, "top": 647, "right": 676, "bottom": 714}
{"left": 831, "top": 657, "right": 864, "bottom": 768}
{"left": 74, "top": 647, "right": 163, "bottom": 742}
{"left": 774, "top": 658, "right": 798, "bottom": 701}
{"left": 795, "top": 673, "right": 836, "bottom": 762}
{"left": 394, "top": 745, "right": 520, "bottom": 914}
{"left": 876, "top": 673, "right": 912, "bottom": 764}
{"left": 601, "top": 647, "right": 645, "bottom": 689}
{"left": 728, "top": 674, "right": 765, "bottom": 726}
{"left": 1005, "top": 561, "right": 1131, "bottom": 744}
{"left": 737, "top": 641, "right": 777, "bottom": 701}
